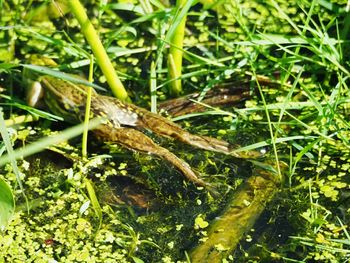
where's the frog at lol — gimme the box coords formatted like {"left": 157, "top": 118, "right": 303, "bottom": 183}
{"left": 27, "top": 73, "right": 262, "bottom": 188}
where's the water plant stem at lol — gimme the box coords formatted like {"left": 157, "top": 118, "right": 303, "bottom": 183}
{"left": 68, "top": 0, "right": 130, "bottom": 101}
{"left": 82, "top": 55, "right": 94, "bottom": 159}
{"left": 168, "top": 0, "right": 187, "bottom": 96}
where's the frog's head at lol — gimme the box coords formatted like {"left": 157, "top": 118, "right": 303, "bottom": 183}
{"left": 28, "top": 75, "right": 92, "bottom": 123}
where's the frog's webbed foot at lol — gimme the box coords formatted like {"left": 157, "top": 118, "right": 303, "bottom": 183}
{"left": 95, "top": 126, "right": 208, "bottom": 188}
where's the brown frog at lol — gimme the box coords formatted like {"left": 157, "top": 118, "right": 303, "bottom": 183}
{"left": 27, "top": 75, "right": 261, "bottom": 188}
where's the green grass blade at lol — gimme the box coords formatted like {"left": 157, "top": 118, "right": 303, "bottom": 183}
{"left": 167, "top": 0, "right": 190, "bottom": 95}
{"left": 150, "top": 61, "right": 157, "bottom": 113}
{"left": 0, "top": 108, "right": 27, "bottom": 201}
{"left": 84, "top": 178, "right": 102, "bottom": 229}
{"left": 82, "top": 55, "right": 94, "bottom": 159}
{"left": 0, "top": 118, "right": 102, "bottom": 167}
{"left": 22, "top": 64, "right": 105, "bottom": 91}
{"left": 233, "top": 135, "right": 318, "bottom": 153}
{"left": 0, "top": 177, "right": 15, "bottom": 231}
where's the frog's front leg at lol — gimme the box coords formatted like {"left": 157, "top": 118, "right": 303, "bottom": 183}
{"left": 94, "top": 126, "right": 208, "bottom": 187}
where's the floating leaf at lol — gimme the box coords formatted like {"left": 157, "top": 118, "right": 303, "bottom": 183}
{"left": 194, "top": 214, "right": 209, "bottom": 229}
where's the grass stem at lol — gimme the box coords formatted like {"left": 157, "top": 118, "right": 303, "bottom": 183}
{"left": 167, "top": 0, "right": 188, "bottom": 96}
{"left": 68, "top": 0, "right": 130, "bottom": 101}
{"left": 81, "top": 55, "right": 94, "bottom": 159}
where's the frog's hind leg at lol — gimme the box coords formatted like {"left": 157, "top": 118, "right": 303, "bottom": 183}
{"left": 137, "top": 111, "right": 261, "bottom": 159}
{"left": 136, "top": 111, "right": 233, "bottom": 155}
{"left": 99, "top": 127, "right": 208, "bottom": 187}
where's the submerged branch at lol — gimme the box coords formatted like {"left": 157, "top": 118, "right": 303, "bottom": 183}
{"left": 158, "top": 83, "right": 250, "bottom": 117}
{"left": 190, "top": 162, "right": 284, "bottom": 262}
